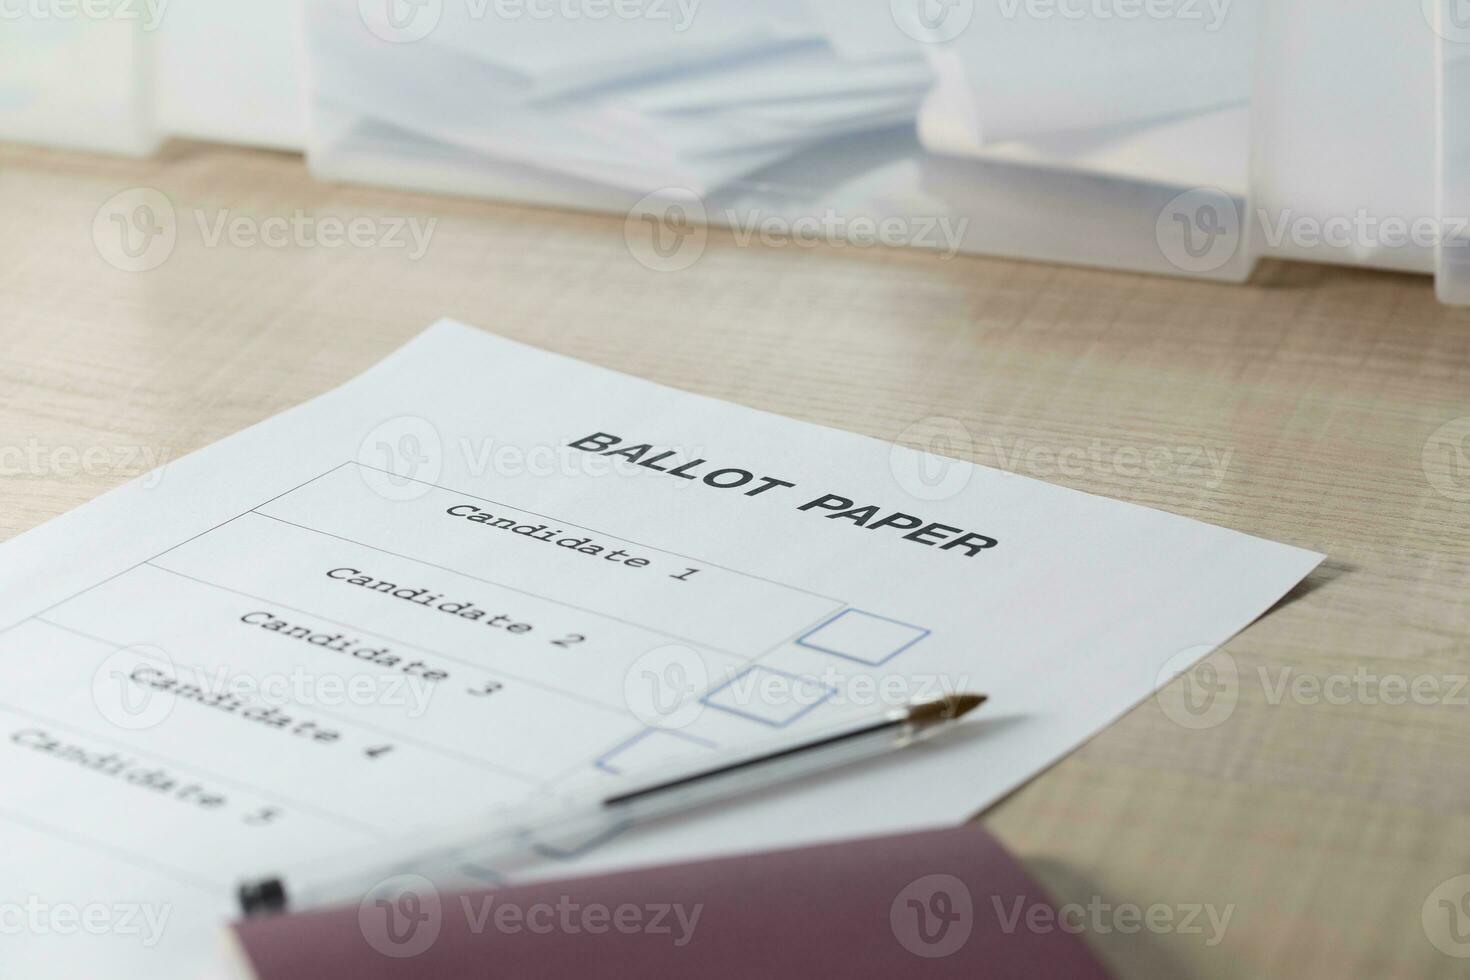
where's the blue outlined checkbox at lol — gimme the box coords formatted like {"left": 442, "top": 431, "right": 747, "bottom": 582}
{"left": 595, "top": 728, "right": 716, "bottom": 776}
{"left": 796, "top": 609, "right": 931, "bottom": 666}
{"left": 701, "top": 665, "right": 836, "bottom": 727}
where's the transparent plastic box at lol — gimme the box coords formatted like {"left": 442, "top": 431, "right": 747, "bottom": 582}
{"left": 0, "top": 18, "right": 157, "bottom": 155}
{"left": 298, "top": 0, "right": 1258, "bottom": 284}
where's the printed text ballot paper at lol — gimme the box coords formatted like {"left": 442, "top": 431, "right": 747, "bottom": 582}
{"left": 0, "top": 320, "right": 1321, "bottom": 976}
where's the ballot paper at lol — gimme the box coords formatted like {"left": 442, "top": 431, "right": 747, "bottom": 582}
{"left": 0, "top": 321, "right": 1322, "bottom": 977}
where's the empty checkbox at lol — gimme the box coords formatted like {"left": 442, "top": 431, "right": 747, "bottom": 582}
{"left": 595, "top": 728, "right": 716, "bottom": 776}
{"left": 796, "top": 609, "right": 930, "bottom": 665}
{"left": 701, "top": 665, "right": 835, "bottom": 727}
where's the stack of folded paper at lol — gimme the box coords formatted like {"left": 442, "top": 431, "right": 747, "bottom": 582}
{"left": 301, "top": 0, "right": 933, "bottom": 196}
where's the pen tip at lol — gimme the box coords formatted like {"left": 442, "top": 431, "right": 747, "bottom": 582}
{"left": 908, "top": 693, "right": 987, "bottom": 726}
{"left": 238, "top": 877, "right": 289, "bottom": 918}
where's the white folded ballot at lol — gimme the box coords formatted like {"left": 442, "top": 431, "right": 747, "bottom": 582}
{"left": 301, "top": 0, "right": 933, "bottom": 195}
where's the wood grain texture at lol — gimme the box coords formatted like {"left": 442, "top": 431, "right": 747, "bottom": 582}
{"left": 2, "top": 140, "right": 1469, "bottom": 978}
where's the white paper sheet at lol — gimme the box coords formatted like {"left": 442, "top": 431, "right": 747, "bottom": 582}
{"left": 301, "top": 0, "right": 930, "bottom": 194}
{"left": 918, "top": 48, "right": 1251, "bottom": 195}
{"left": 0, "top": 321, "right": 1322, "bottom": 976}
{"left": 930, "top": 3, "right": 1257, "bottom": 146}
{"left": 422, "top": 0, "right": 814, "bottom": 98}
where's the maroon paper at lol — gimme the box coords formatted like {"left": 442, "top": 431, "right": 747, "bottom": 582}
{"left": 231, "top": 823, "right": 1109, "bottom": 979}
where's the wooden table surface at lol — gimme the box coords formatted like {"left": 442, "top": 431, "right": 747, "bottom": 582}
{"left": 2, "top": 139, "right": 1468, "bottom": 978}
